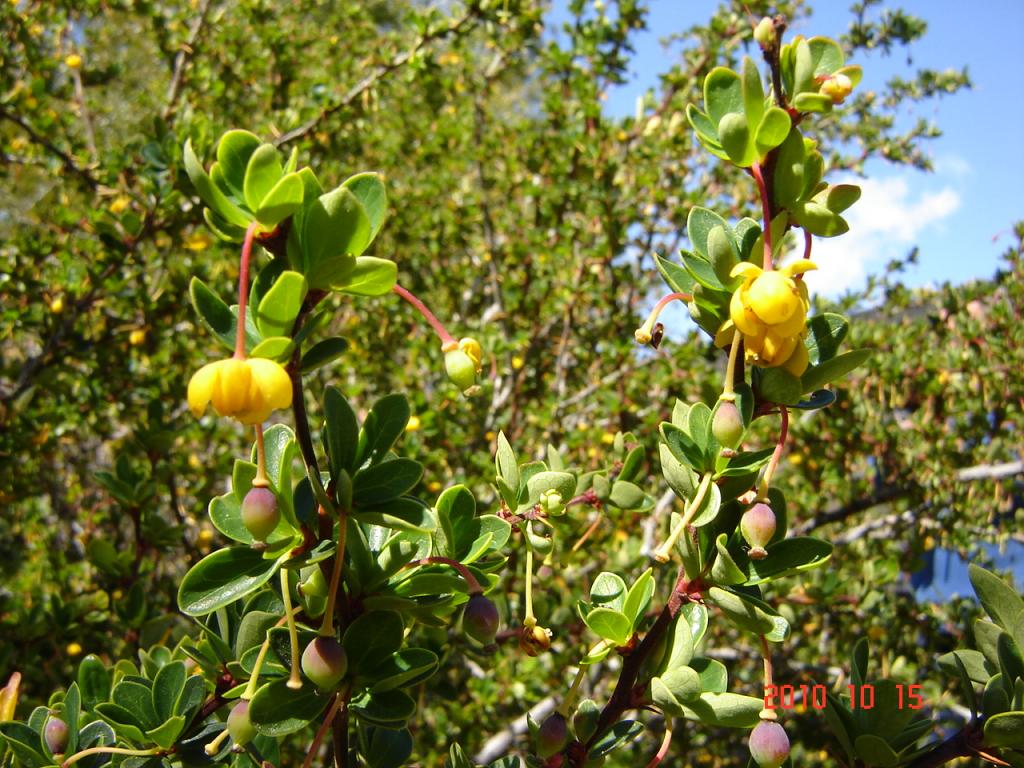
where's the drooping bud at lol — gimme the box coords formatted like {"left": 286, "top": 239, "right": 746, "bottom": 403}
{"left": 536, "top": 713, "right": 570, "bottom": 758}
{"left": 519, "top": 624, "right": 553, "bottom": 657}
{"left": 820, "top": 73, "right": 853, "bottom": 104}
{"left": 241, "top": 487, "right": 279, "bottom": 542}
{"left": 301, "top": 637, "right": 348, "bottom": 691}
{"left": 712, "top": 399, "right": 744, "bottom": 450}
{"left": 740, "top": 502, "right": 777, "bottom": 560}
{"left": 749, "top": 720, "right": 790, "bottom": 768}
{"left": 227, "top": 700, "right": 257, "bottom": 747}
{"left": 753, "top": 17, "right": 777, "bottom": 49}
{"left": 44, "top": 717, "right": 69, "bottom": 756}
{"left": 463, "top": 594, "right": 500, "bottom": 645}
{"left": 445, "top": 347, "right": 481, "bottom": 397}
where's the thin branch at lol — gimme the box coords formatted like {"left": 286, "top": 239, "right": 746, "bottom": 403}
{"left": 162, "top": 0, "right": 216, "bottom": 120}
{"left": 0, "top": 106, "right": 98, "bottom": 189}
{"left": 274, "top": 8, "right": 480, "bottom": 146}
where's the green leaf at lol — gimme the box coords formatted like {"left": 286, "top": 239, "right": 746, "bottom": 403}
{"left": 342, "top": 172, "right": 388, "bottom": 243}
{"left": 686, "top": 207, "right": 730, "bottom": 261}
{"left": 183, "top": 139, "right": 250, "bottom": 227}
{"left": 78, "top": 654, "right": 111, "bottom": 709}
{"left": 350, "top": 690, "right": 416, "bottom": 728}
{"left": 654, "top": 252, "right": 696, "bottom": 294}
{"left": 805, "top": 313, "right": 849, "bottom": 365}
{"left": 969, "top": 565, "right": 1024, "bottom": 645}
{"left": 344, "top": 611, "right": 405, "bottom": 673}
{"left": 743, "top": 537, "right": 833, "bottom": 585}
{"left": 807, "top": 36, "right": 844, "bottom": 76}
{"left": 755, "top": 107, "right": 791, "bottom": 156}
{"left": 652, "top": 666, "right": 703, "bottom": 715}
{"left": 825, "top": 184, "right": 861, "bottom": 214}
{"left": 0, "top": 723, "right": 48, "bottom": 768}
{"left": 178, "top": 547, "right": 285, "bottom": 616}
{"left": 243, "top": 144, "right": 284, "bottom": 211}
{"left": 590, "top": 720, "right": 644, "bottom": 758}
{"left": 255, "top": 172, "right": 304, "bottom": 228}
{"left": 362, "top": 726, "right": 413, "bottom": 768}
{"left": 146, "top": 715, "right": 185, "bottom": 750}
{"left": 215, "top": 130, "right": 261, "bottom": 197}
{"left": 706, "top": 587, "right": 775, "bottom": 634}
{"left": 609, "top": 480, "right": 647, "bottom": 510}
{"left": 113, "top": 680, "right": 159, "bottom": 730}
{"left": 361, "top": 394, "right": 412, "bottom": 466}
{"left": 792, "top": 38, "right": 815, "bottom": 94}
{"left": 794, "top": 91, "right": 834, "bottom": 113}
{"left": 718, "top": 112, "right": 753, "bottom": 167}
{"left": 324, "top": 386, "right": 359, "bottom": 476}
{"left": 718, "top": 447, "right": 774, "bottom": 478}
{"left": 772, "top": 128, "right": 806, "bottom": 209}
{"left": 590, "top": 572, "right": 627, "bottom": 611}
{"left": 250, "top": 679, "right": 330, "bottom": 736}
{"left": 304, "top": 186, "right": 372, "bottom": 272}
{"left": 686, "top": 103, "right": 719, "bottom": 143}
{"left": 758, "top": 366, "right": 804, "bottom": 404}
{"left": 703, "top": 67, "right": 743, "bottom": 125}
{"left": 801, "top": 349, "right": 871, "bottom": 392}
{"left": 707, "top": 225, "right": 740, "bottom": 287}
{"left": 300, "top": 337, "right": 349, "bottom": 373}
{"left": 661, "top": 422, "right": 708, "bottom": 472}
{"left": 678, "top": 692, "right": 763, "bottom": 728}
{"left": 151, "top": 661, "right": 186, "bottom": 723}
{"left": 740, "top": 56, "right": 764, "bottom": 133}
{"left": 336, "top": 257, "right": 397, "bottom": 296}
{"left": 355, "top": 497, "right": 435, "bottom": 533}
{"left": 189, "top": 277, "right": 237, "bottom": 351}
{"left": 984, "top": 711, "right": 1024, "bottom": 747}
{"left": 93, "top": 702, "right": 147, "bottom": 742}
{"left": 794, "top": 199, "right": 848, "bottom": 236}
{"left": 256, "top": 270, "right": 307, "bottom": 337}
{"left": 852, "top": 680, "right": 916, "bottom": 743}
{"left": 525, "top": 471, "right": 576, "bottom": 506}
{"left": 585, "top": 608, "right": 632, "bottom": 645}
{"left": 353, "top": 459, "right": 423, "bottom": 505}
{"left": 712, "top": 534, "right": 746, "bottom": 586}
{"left": 623, "top": 568, "right": 655, "bottom": 629}
{"left": 369, "top": 649, "right": 440, "bottom": 694}
{"left": 853, "top": 734, "right": 900, "bottom": 767}
{"left": 250, "top": 336, "right": 294, "bottom": 361}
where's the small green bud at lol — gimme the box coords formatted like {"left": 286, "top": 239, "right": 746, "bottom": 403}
{"left": 749, "top": 720, "right": 790, "bottom": 768}
{"left": 241, "top": 486, "right": 279, "bottom": 542}
{"left": 44, "top": 717, "right": 69, "bottom": 756}
{"left": 536, "top": 713, "right": 570, "bottom": 758}
{"left": 754, "top": 17, "right": 776, "bottom": 49}
{"left": 712, "top": 399, "right": 744, "bottom": 449}
{"left": 463, "top": 594, "right": 500, "bottom": 645}
{"left": 227, "top": 700, "right": 257, "bottom": 747}
{"left": 444, "top": 348, "right": 481, "bottom": 397}
{"left": 572, "top": 699, "right": 600, "bottom": 743}
{"left": 301, "top": 636, "right": 348, "bottom": 691}
{"left": 740, "top": 502, "right": 776, "bottom": 560}
{"left": 539, "top": 489, "right": 565, "bottom": 516}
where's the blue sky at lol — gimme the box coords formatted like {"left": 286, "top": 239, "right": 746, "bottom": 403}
{"left": 550, "top": 0, "right": 1024, "bottom": 297}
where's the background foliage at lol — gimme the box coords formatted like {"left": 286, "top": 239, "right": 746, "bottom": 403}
{"left": 0, "top": 0, "right": 1019, "bottom": 765}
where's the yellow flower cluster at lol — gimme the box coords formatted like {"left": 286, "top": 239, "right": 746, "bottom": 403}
{"left": 725, "top": 259, "right": 817, "bottom": 376}
{"left": 188, "top": 357, "right": 292, "bottom": 424}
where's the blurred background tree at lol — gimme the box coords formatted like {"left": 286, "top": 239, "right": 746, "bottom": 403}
{"left": 0, "top": 0, "right": 1018, "bottom": 765}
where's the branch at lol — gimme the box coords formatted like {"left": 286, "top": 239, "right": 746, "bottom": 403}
{"left": 904, "top": 723, "right": 983, "bottom": 768}
{"left": 162, "top": 0, "right": 216, "bottom": 120}
{"left": 274, "top": 8, "right": 480, "bottom": 146}
{"left": 474, "top": 696, "right": 558, "bottom": 764}
{"left": 0, "top": 106, "right": 98, "bottom": 189}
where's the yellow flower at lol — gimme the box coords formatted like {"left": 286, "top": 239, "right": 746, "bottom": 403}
{"left": 129, "top": 329, "right": 146, "bottom": 346}
{"left": 109, "top": 195, "right": 131, "bottom": 215}
{"left": 0, "top": 672, "right": 20, "bottom": 721}
{"left": 726, "top": 259, "right": 817, "bottom": 375}
{"left": 64, "top": 53, "right": 82, "bottom": 69}
{"left": 50, "top": 296, "right": 64, "bottom": 313}
{"left": 188, "top": 357, "right": 292, "bottom": 425}
{"left": 184, "top": 232, "right": 212, "bottom": 251}
{"left": 66, "top": 642, "right": 82, "bottom": 656}
{"left": 405, "top": 415, "right": 421, "bottom": 432}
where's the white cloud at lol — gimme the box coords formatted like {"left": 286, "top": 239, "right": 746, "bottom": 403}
{"left": 802, "top": 175, "right": 961, "bottom": 297}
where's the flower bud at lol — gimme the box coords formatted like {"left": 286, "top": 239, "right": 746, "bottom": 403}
{"left": 740, "top": 503, "right": 776, "bottom": 560}
{"left": 712, "top": 400, "right": 744, "bottom": 449}
{"left": 749, "top": 720, "right": 790, "bottom": 768}
{"left": 463, "top": 594, "right": 500, "bottom": 645}
{"left": 539, "top": 489, "right": 565, "bottom": 516}
{"left": 241, "top": 487, "right": 279, "bottom": 542}
{"left": 301, "top": 637, "right": 348, "bottom": 691}
{"left": 753, "top": 17, "right": 776, "bottom": 49}
{"left": 44, "top": 717, "right": 69, "bottom": 756}
{"left": 519, "top": 624, "right": 553, "bottom": 657}
{"left": 445, "top": 348, "right": 481, "bottom": 397}
{"left": 820, "top": 73, "right": 853, "bottom": 104}
{"left": 536, "top": 713, "right": 570, "bottom": 758}
{"left": 227, "top": 700, "right": 257, "bottom": 747}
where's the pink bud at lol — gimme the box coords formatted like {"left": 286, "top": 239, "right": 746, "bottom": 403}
{"left": 740, "top": 503, "right": 776, "bottom": 559}
{"left": 241, "top": 487, "right": 279, "bottom": 542}
{"left": 301, "top": 636, "right": 348, "bottom": 691}
{"left": 749, "top": 720, "right": 790, "bottom": 767}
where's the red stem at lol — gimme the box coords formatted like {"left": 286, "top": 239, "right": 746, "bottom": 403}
{"left": 404, "top": 556, "right": 482, "bottom": 594}
{"left": 302, "top": 694, "right": 341, "bottom": 768}
{"left": 653, "top": 292, "right": 692, "bottom": 314}
{"left": 750, "top": 163, "right": 773, "bottom": 271}
{"left": 393, "top": 284, "right": 456, "bottom": 346}
{"left": 234, "top": 221, "right": 260, "bottom": 359}
{"left": 803, "top": 227, "right": 813, "bottom": 262}
{"left": 644, "top": 720, "right": 674, "bottom": 768}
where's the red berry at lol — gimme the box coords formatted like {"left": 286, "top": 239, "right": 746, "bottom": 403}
{"left": 740, "top": 502, "right": 776, "bottom": 559}
{"left": 301, "top": 636, "right": 348, "bottom": 691}
{"left": 749, "top": 720, "right": 790, "bottom": 767}
{"left": 241, "top": 487, "right": 279, "bottom": 542}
